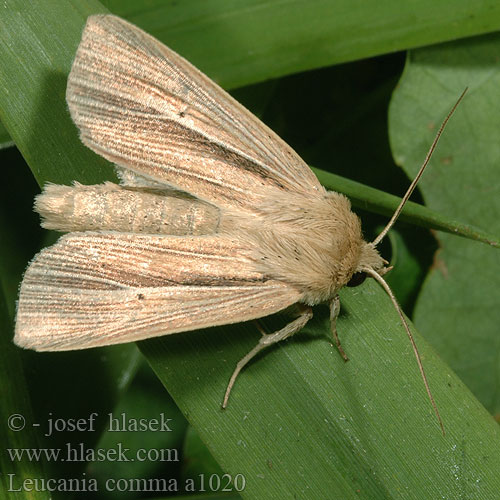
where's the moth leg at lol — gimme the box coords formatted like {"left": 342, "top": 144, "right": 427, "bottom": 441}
{"left": 222, "top": 306, "right": 313, "bottom": 409}
{"left": 253, "top": 319, "right": 267, "bottom": 336}
{"left": 330, "top": 295, "right": 349, "bottom": 362}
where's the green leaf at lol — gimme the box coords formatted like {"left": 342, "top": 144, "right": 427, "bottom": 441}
{"left": 2, "top": 1, "right": 500, "bottom": 499}
{"left": 0, "top": 0, "right": 110, "bottom": 186}
{"left": 389, "top": 34, "right": 500, "bottom": 416}
{"left": 103, "top": 0, "right": 500, "bottom": 89}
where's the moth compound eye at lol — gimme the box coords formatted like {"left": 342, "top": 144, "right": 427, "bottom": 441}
{"left": 346, "top": 272, "right": 366, "bottom": 287}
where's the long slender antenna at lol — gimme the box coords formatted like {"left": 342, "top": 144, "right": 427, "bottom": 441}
{"left": 363, "top": 266, "right": 445, "bottom": 435}
{"left": 372, "top": 88, "right": 468, "bottom": 247}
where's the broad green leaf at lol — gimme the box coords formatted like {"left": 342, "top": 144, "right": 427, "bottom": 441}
{"left": 389, "top": 34, "right": 500, "bottom": 416}
{"left": 103, "top": 0, "right": 500, "bottom": 89}
{"left": 2, "top": 1, "right": 500, "bottom": 499}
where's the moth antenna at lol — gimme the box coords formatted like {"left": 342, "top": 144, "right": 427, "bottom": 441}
{"left": 363, "top": 267, "right": 445, "bottom": 435}
{"left": 372, "top": 87, "right": 468, "bottom": 247}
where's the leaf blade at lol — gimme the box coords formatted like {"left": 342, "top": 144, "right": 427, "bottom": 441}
{"left": 2, "top": 1, "right": 500, "bottom": 499}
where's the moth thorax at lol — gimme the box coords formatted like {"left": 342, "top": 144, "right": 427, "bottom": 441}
{"left": 249, "top": 191, "right": 370, "bottom": 305}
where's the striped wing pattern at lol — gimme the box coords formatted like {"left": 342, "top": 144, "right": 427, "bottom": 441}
{"left": 66, "top": 15, "right": 322, "bottom": 211}
{"left": 15, "top": 232, "right": 300, "bottom": 350}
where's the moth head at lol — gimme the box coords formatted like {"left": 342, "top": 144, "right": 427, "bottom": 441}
{"left": 348, "top": 241, "right": 387, "bottom": 288}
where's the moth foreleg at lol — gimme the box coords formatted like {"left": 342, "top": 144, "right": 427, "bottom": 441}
{"left": 330, "top": 294, "right": 349, "bottom": 362}
{"left": 222, "top": 305, "right": 313, "bottom": 409}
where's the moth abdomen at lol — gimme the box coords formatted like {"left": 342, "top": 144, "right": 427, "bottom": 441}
{"left": 35, "top": 182, "right": 220, "bottom": 235}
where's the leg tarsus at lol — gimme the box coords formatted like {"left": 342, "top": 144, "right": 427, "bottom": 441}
{"left": 222, "top": 306, "right": 313, "bottom": 409}
{"left": 330, "top": 295, "right": 349, "bottom": 362}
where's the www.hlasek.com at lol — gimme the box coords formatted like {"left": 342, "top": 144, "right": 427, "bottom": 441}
{"left": 4, "top": 472, "right": 246, "bottom": 494}
{"left": 7, "top": 442, "right": 178, "bottom": 463}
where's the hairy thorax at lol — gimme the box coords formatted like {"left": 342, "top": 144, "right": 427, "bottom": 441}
{"left": 222, "top": 188, "right": 384, "bottom": 305}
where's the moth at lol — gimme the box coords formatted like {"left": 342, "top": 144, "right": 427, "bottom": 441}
{"left": 15, "top": 15, "right": 463, "bottom": 432}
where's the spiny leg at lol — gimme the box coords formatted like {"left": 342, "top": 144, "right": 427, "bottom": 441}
{"left": 330, "top": 295, "right": 349, "bottom": 362}
{"left": 222, "top": 306, "right": 313, "bottom": 409}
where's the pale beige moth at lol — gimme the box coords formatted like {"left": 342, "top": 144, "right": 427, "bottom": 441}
{"left": 15, "top": 15, "right": 463, "bottom": 431}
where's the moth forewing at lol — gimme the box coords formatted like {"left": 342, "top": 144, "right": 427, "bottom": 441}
{"left": 14, "top": 232, "right": 301, "bottom": 351}
{"left": 65, "top": 15, "right": 323, "bottom": 213}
